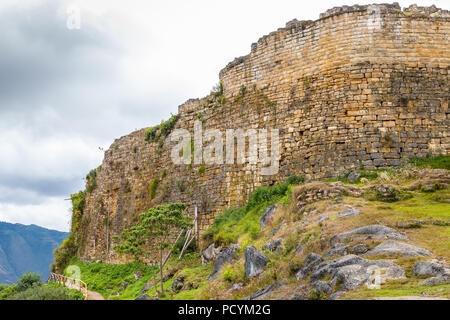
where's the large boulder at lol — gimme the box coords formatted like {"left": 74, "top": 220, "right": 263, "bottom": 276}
{"left": 208, "top": 243, "right": 241, "bottom": 281}
{"left": 364, "top": 241, "right": 431, "bottom": 258}
{"left": 330, "top": 225, "right": 407, "bottom": 245}
{"left": 244, "top": 246, "right": 270, "bottom": 278}
{"left": 201, "top": 244, "right": 221, "bottom": 265}
{"left": 262, "top": 238, "right": 283, "bottom": 253}
{"left": 413, "top": 261, "right": 447, "bottom": 277}
{"left": 259, "top": 205, "right": 276, "bottom": 230}
{"left": 308, "top": 254, "right": 405, "bottom": 292}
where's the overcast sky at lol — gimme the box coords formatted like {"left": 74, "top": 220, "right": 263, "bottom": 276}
{"left": 0, "top": 0, "right": 447, "bottom": 232}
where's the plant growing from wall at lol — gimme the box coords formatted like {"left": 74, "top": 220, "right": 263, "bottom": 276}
{"left": 85, "top": 168, "right": 99, "bottom": 193}
{"left": 145, "top": 114, "right": 180, "bottom": 143}
{"left": 148, "top": 178, "right": 159, "bottom": 200}
{"left": 114, "top": 203, "right": 192, "bottom": 295}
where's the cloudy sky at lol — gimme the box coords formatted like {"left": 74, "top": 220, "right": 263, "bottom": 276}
{"left": 0, "top": 0, "right": 447, "bottom": 231}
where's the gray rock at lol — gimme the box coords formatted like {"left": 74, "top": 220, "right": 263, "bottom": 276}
{"left": 413, "top": 261, "right": 446, "bottom": 277}
{"left": 331, "top": 225, "right": 407, "bottom": 245}
{"left": 347, "top": 171, "right": 361, "bottom": 182}
{"left": 141, "top": 282, "right": 153, "bottom": 294}
{"left": 120, "top": 281, "right": 130, "bottom": 291}
{"left": 171, "top": 277, "right": 184, "bottom": 293}
{"left": 201, "top": 243, "right": 221, "bottom": 265}
{"left": 135, "top": 294, "right": 150, "bottom": 300}
{"left": 260, "top": 205, "right": 276, "bottom": 230}
{"left": 295, "top": 245, "right": 303, "bottom": 254}
{"left": 262, "top": 238, "right": 283, "bottom": 252}
{"left": 314, "top": 281, "right": 332, "bottom": 295}
{"left": 325, "top": 243, "right": 348, "bottom": 257}
{"left": 352, "top": 244, "right": 368, "bottom": 254}
{"left": 295, "top": 253, "right": 323, "bottom": 281}
{"left": 311, "top": 255, "right": 405, "bottom": 291}
{"left": 290, "top": 291, "right": 308, "bottom": 300}
{"left": 318, "top": 215, "right": 329, "bottom": 224}
{"left": 134, "top": 270, "right": 144, "bottom": 280}
{"left": 420, "top": 275, "right": 450, "bottom": 285}
{"left": 364, "top": 241, "right": 431, "bottom": 257}
{"left": 243, "top": 282, "right": 278, "bottom": 300}
{"left": 338, "top": 207, "right": 360, "bottom": 218}
{"left": 208, "top": 243, "right": 241, "bottom": 281}
{"left": 244, "top": 246, "right": 270, "bottom": 278}
{"left": 229, "top": 282, "right": 244, "bottom": 291}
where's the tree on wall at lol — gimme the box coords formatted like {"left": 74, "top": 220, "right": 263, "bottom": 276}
{"left": 114, "top": 203, "right": 191, "bottom": 295}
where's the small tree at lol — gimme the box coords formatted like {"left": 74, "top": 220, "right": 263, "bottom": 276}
{"left": 114, "top": 203, "right": 192, "bottom": 294}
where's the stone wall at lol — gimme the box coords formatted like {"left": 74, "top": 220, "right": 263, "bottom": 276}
{"left": 77, "top": 3, "right": 449, "bottom": 263}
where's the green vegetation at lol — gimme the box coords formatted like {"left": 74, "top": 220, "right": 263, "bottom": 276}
{"left": 52, "top": 190, "right": 87, "bottom": 273}
{"left": 85, "top": 168, "right": 99, "bottom": 192}
{"left": 145, "top": 114, "right": 179, "bottom": 143}
{"left": 198, "top": 165, "right": 205, "bottom": 175}
{"left": 114, "top": 203, "right": 192, "bottom": 295}
{"left": 66, "top": 257, "right": 154, "bottom": 299}
{"left": 203, "top": 176, "right": 303, "bottom": 246}
{"left": 0, "top": 272, "right": 83, "bottom": 300}
{"left": 148, "top": 178, "right": 159, "bottom": 200}
{"left": 408, "top": 154, "right": 450, "bottom": 170}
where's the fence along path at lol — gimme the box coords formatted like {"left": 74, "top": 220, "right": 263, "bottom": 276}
{"left": 47, "top": 272, "right": 104, "bottom": 300}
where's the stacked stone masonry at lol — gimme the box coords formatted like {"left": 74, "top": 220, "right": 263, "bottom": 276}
{"left": 78, "top": 3, "right": 449, "bottom": 263}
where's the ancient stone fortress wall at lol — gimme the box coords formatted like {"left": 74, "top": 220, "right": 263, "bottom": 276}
{"left": 78, "top": 3, "right": 449, "bottom": 263}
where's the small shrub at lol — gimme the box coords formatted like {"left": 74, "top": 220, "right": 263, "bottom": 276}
{"left": 222, "top": 264, "right": 245, "bottom": 284}
{"left": 198, "top": 165, "right": 205, "bottom": 175}
{"left": 149, "top": 178, "right": 159, "bottom": 200}
{"left": 16, "top": 272, "right": 42, "bottom": 291}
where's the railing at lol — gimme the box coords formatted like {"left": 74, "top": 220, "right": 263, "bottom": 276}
{"left": 47, "top": 272, "right": 89, "bottom": 300}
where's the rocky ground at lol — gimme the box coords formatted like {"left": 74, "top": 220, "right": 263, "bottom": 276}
{"left": 191, "top": 167, "right": 450, "bottom": 300}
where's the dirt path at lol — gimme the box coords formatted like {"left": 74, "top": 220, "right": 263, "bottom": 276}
{"left": 87, "top": 290, "right": 105, "bottom": 300}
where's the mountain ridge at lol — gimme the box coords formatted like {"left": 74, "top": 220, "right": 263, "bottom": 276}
{"left": 0, "top": 221, "right": 68, "bottom": 284}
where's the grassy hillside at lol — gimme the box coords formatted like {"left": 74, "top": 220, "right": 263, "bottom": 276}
{"left": 64, "top": 155, "right": 450, "bottom": 300}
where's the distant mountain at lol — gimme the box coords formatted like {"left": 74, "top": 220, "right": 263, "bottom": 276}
{"left": 0, "top": 222, "right": 68, "bottom": 284}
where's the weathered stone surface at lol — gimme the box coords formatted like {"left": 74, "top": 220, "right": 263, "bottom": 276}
{"left": 331, "top": 225, "right": 407, "bottom": 245}
{"left": 201, "top": 244, "right": 221, "bottom": 265}
{"left": 244, "top": 246, "right": 270, "bottom": 278}
{"left": 318, "top": 215, "right": 329, "bottom": 224}
{"left": 314, "top": 281, "right": 333, "bottom": 295}
{"left": 141, "top": 282, "right": 153, "bottom": 294}
{"left": 413, "top": 261, "right": 446, "bottom": 277}
{"left": 295, "top": 253, "right": 323, "bottom": 280}
{"left": 171, "top": 277, "right": 184, "bottom": 293}
{"left": 243, "top": 282, "right": 280, "bottom": 300}
{"left": 420, "top": 275, "right": 450, "bottom": 285}
{"left": 347, "top": 171, "right": 361, "bottom": 182}
{"left": 262, "top": 238, "right": 283, "bottom": 252}
{"left": 364, "top": 241, "right": 431, "bottom": 257}
{"left": 135, "top": 294, "right": 150, "bottom": 300}
{"left": 338, "top": 207, "right": 360, "bottom": 219}
{"left": 260, "top": 205, "right": 276, "bottom": 230}
{"left": 208, "top": 243, "right": 241, "bottom": 281}
{"left": 308, "top": 254, "right": 405, "bottom": 292}
{"left": 325, "top": 243, "right": 348, "bottom": 257}
{"left": 351, "top": 244, "right": 368, "bottom": 254}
